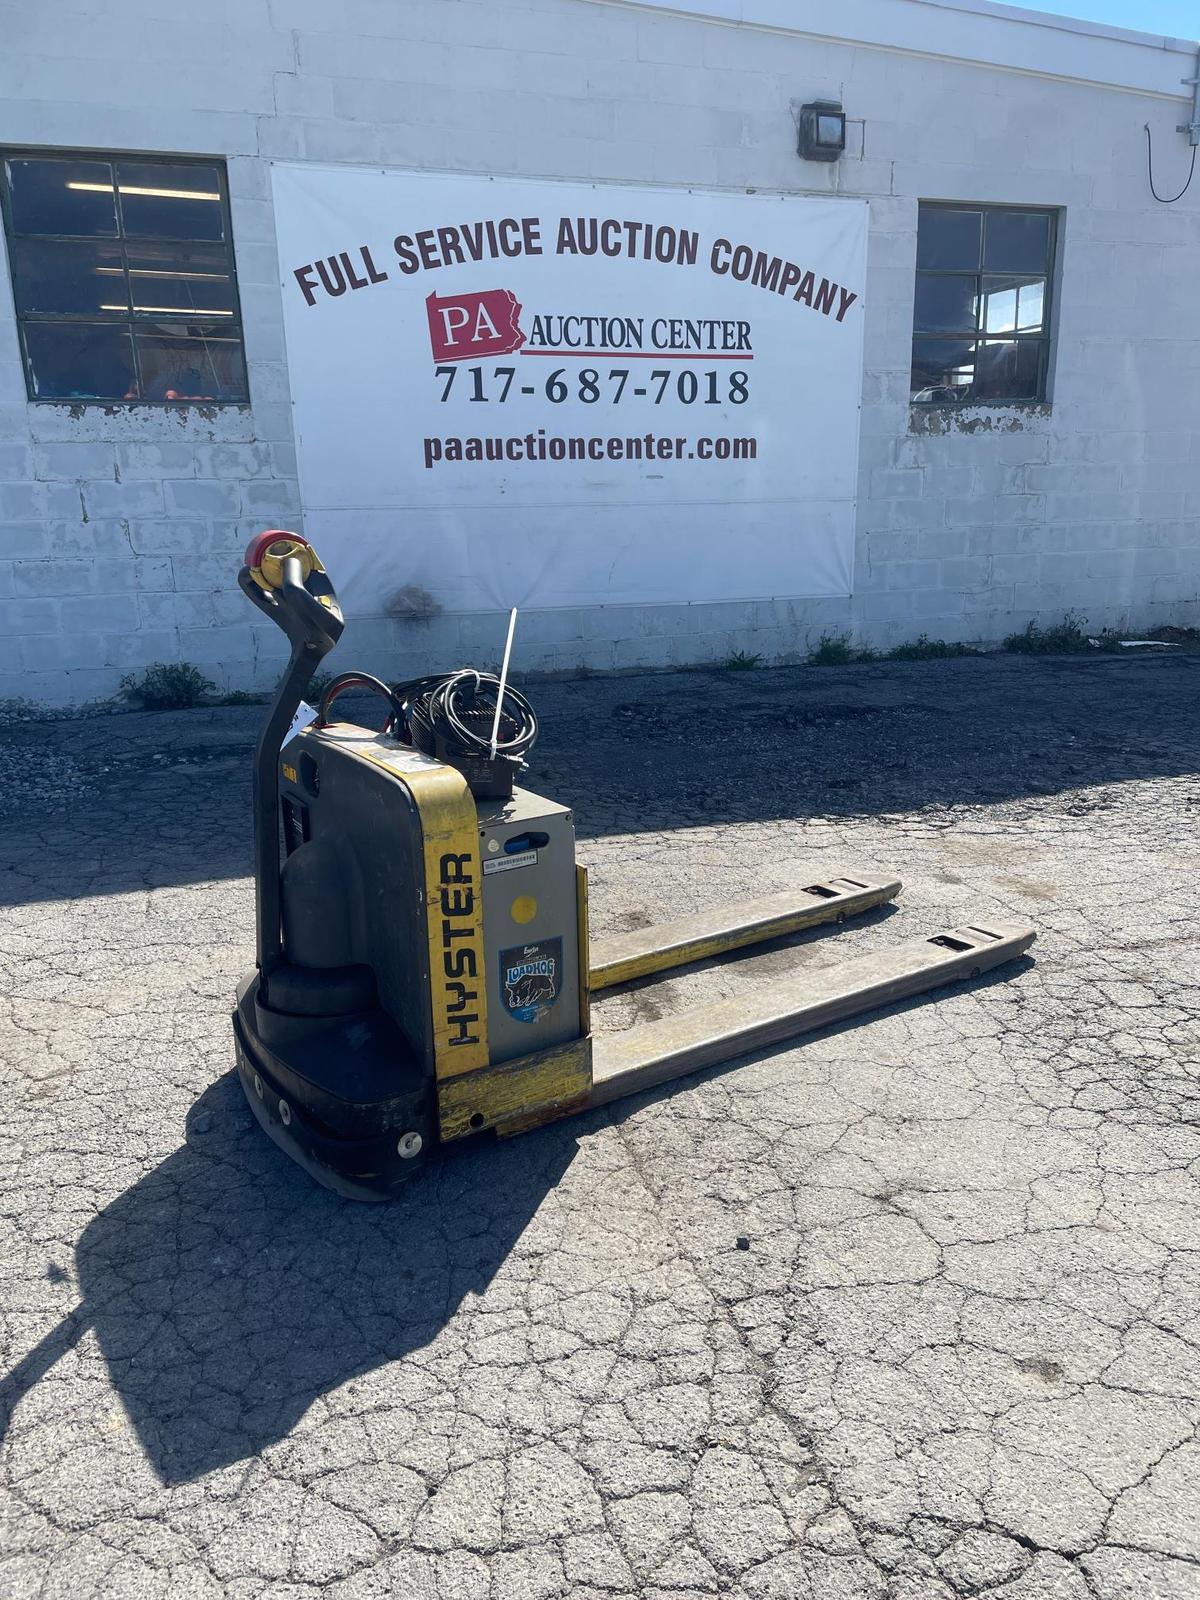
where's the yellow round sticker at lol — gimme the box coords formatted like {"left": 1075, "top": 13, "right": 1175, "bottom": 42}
{"left": 510, "top": 895, "right": 538, "bottom": 925}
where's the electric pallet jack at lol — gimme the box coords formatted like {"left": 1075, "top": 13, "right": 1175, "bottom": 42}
{"left": 233, "top": 531, "right": 1035, "bottom": 1200}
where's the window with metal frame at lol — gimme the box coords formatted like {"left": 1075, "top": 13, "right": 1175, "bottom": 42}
{"left": 911, "top": 203, "right": 1058, "bottom": 405}
{"left": 0, "top": 150, "right": 248, "bottom": 404}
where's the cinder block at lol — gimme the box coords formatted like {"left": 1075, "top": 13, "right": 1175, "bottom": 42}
{"left": 34, "top": 443, "right": 117, "bottom": 480}
{"left": 993, "top": 433, "right": 1050, "bottom": 465}
{"left": 962, "top": 584, "right": 1015, "bottom": 616}
{"left": 0, "top": 524, "right": 50, "bottom": 559}
{"left": 165, "top": 479, "right": 243, "bottom": 517}
{"left": 945, "top": 497, "right": 997, "bottom": 529}
{"left": 1137, "top": 490, "right": 1187, "bottom": 521}
{"left": 171, "top": 553, "right": 244, "bottom": 591}
{"left": 1143, "top": 433, "right": 1192, "bottom": 464}
{"left": 1061, "top": 523, "right": 1119, "bottom": 552}
{"left": 992, "top": 495, "right": 1046, "bottom": 525}
{"left": 241, "top": 479, "right": 302, "bottom": 515}
{"left": 0, "top": 483, "right": 44, "bottom": 520}
{"left": 59, "top": 595, "right": 141, "bottom": 633}
{"left": 635, "top": 14, "right": 705, "bottom": 66}
{"left": 1119, "top": 461, "right": 1187, "bottom": 492}
{"left": 91, "top": 557, "right": 174, "bottom": 593}
{"left": 127, "top": 519, "right": 230, "bottom": 557}
{"left": 1024, "top": 464, "right": 1084, "bottom": 493}
{"left": 270, "top": 443, "right": 298, "bottom": 478}
{"left": 39, "top": 482, "right": 90, "bottom": 523}
{"left": 880, "top": 559, "right": 942, "bottom": 590}
{"left": 45, "top": 520, "right": 134, "bottom": 558}
{"left": 860, "top": 587, "right": 961, "bottom": 624}
{"left": 13, "top": 559, "right": 93, "bottom": 597}
{"left": 225, "top": 154, "right": 271, "bottom": 201}
{"left": 913, "top": 528, "right": 970, "bottom": 561}
{"left": 1131, "top": 548, "right": 1180, "bottom": 579}
{"left": 21, "top": 632, "right": 108, "bottom": 672}
{"left": 103, "top": 629, "right": 183, "bottom": 669}
{"left": 863, "top": 532, "right": 921, "bottom": 565}
{"left": 192, "top": 443, "right": 273, "bottom": 479}
{"left": 1081, "top": 550, "right": 1135, "bottom": 582}
{"left": 243, "top": 362, "right": 292, "bottom": 403}
{"left": 115, "top": 443, "right": 198, "bottom": 479}
{"left": 1097, "top": 491, "right": 1141, "bottom": 522}
{"left": 1041, "top": 492, "right": 1094, "bottom": 524}
{"left": 938, "top": 557, "right": 993, "bottom": 590}
{"left": 83, "top": 479, "right": 165, "bottom": 518}
{"left": 177, "top": 623, "right": 259, "bottom": 665}
{"left": 274, "top": 71, "right": 335, "bottom": 118}
{"left": 301, "top": 118, "right": 383, "bottom": 162}
{"left": 0, "top": 443, "right": 33, "bottom": 478}
{"left": 923, "top": 466, "right": 974, "bottom": 497}
{"left": 0, "top": 597, "right": 60, "bottom": 632}
{"left": 229, "top": 198, "right": 278, "bottom": 247}
{"left": 231, "top": 239, "right": 284, "bottom": 289}
{"left": 137, "top": 590, "right": 218, "bottom": 630}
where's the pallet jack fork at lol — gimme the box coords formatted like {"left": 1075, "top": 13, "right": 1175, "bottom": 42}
{"left": 232, "top": 532, "right": 1035, "bottom": 1199}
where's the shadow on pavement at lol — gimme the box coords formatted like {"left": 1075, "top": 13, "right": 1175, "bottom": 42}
{"left": 3, "top": 654, "right": 1199, "bottom": 906}
{"left": 0, "top": 956, "right": 1029, "bottom": 1486}
{"left": 0, "top": 1074, "right": 579, "bottom": 1485}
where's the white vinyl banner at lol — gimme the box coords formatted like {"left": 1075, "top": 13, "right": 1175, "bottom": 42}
{"left": 270, "top": 164, "right": 867, "bottom": 615}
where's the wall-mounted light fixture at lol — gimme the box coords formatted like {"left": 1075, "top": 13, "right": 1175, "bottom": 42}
{"left": 798, "top": 101, "right": 846, "bottom": 162}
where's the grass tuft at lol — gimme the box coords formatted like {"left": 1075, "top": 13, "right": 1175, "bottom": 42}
{"left": 808, "top": 632, "right": 878, "bottom": 666}
{"left": 886, "top": 635, "right": 980, "bottom": 661}
{"left": 1001, "top": 613, "right": 1092, "bottom": 655}
{"left": 120, "top": 662, "right": 215, "bottom": 710}
{"left": 722, "top": 649, "right": 762, "bottom": 671}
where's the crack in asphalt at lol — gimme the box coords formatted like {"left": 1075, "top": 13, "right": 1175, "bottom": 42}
{"left": 1, "top": 653, "right": 1198, "bottom": 1598}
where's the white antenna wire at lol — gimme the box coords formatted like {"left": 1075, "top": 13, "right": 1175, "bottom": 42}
{"left": 490, "top": 607, "right": 518, "bottom": 759}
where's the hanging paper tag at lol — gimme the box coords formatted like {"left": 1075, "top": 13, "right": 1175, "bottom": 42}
{"left": 285, "top": 700, "right": 318, "bottom": 744}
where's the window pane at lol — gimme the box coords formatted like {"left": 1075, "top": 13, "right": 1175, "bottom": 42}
{"left": 914, "top": 273, "right": 977, "bottom": 333}
{"left": 5, "top": 157, "right": 118, "bottom": 236}
{"left": 974, "top": 339, "right": 1042, "bottom": 400}
{"left": 911, "top": 337, "right": 975, "bottom": 402}
{"left": 23, "top": 321, "right": 138, "bottom": 400}
{"left": 916, "top": 208, "right": 981, "bottom": 270}
{"left": 981, "top": 275, "right": 1045, "bottom": 334}
{"left": 11, "top": 238, "right": 128, "bottom": 315}
{"left": 983, "top": 211, "right": 1050, "bottom": 273}
{"left": 125, "top": 241, "right": 237, "bottom": 316}
{"left": 115, "top": 161, "right": 224, "bottom": 240}
{"left": 133, "top": 321, "right": 247, "bottom": 401}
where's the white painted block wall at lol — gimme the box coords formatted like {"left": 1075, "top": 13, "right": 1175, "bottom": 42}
{"left": 0, "top": 0, "right": 1197, "bottom": 703}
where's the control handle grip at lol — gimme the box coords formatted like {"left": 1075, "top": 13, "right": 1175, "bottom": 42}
{"left": 239, "top": 530, "right": 344, "bottom": 654}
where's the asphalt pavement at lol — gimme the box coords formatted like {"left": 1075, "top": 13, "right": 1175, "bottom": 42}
{"left": 2, "top": 651, "right": 1198, "bottom": 1599}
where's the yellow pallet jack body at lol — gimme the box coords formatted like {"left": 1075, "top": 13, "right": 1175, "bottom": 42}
{"left": 232, "top": 533, "right": 1035, "bottom": 1200}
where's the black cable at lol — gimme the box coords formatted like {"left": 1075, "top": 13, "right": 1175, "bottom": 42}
{"left": 392, "top": 669, "right": 538, "bottom": 762}
{"left": 1145, "top": 122, "right": 1197, "bottom": 204}
{"left": 316, "top": 671, "right": 405, "bottom": 732}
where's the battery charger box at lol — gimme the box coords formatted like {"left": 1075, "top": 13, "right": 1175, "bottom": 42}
{"left": 476, "top": 787, "right": 581, "bottom": 1065}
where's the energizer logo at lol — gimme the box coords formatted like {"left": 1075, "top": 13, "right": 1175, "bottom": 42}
{"left": 439, "top": 852, "right": 480, "bottom": 1047}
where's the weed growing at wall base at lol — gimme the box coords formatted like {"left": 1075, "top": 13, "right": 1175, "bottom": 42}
{"left": 887, "top": 635, "right": 980, "bottom": 661}
{"left": 808, "top": 632, "right": 879, "bottom": 665}
{"left": 1002, "top": 613, "right": 1092, "bottom": 654}
{"left": 120, "top": 663, "right": 215, "bottom": 710}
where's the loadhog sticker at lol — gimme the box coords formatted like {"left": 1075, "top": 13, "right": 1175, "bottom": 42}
{"left": 271, "top": 166, "right": 868, "bottom": 616}
{"left": 501, "top": 938, "right": 563, "bottom": 1024}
